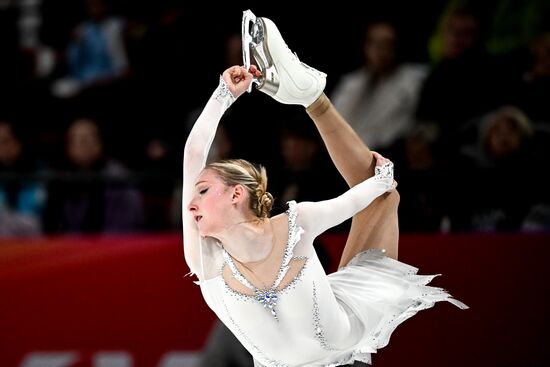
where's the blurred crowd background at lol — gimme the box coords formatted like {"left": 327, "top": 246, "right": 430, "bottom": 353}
{"left": 1, "top": 0, "right": 550, "bottom": 237}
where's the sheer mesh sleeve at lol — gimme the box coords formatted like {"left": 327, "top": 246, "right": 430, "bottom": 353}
{"left": 182, "top": 77, "right": 236, "bottom": 280}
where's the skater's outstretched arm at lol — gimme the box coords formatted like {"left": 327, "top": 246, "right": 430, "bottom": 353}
{"left": 182, "top": 65, "right": 259, "bottom": 278}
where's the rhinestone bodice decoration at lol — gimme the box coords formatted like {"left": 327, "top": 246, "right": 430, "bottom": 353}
{"left": 222, "top": 249, "right": 284, "bottom": 320}
{"left": 222, "top": 202, "right": 303, "bottom": 320}
{"left": 255, "top": 289, "right": 279, "bottom": 317}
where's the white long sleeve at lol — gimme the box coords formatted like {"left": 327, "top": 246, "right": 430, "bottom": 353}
{"left": 296, "top": 162, "right": 394, "bottom": 238}
{"left": 182, "top": 77, "right": 235, "bottom": 279}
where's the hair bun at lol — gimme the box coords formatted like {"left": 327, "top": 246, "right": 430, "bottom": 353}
{"left": 258, "top": 192, "right": 274, "bottom": 218}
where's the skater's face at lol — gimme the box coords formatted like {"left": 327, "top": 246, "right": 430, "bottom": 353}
{"left": 187, "top": 169, "right": 238, "bottom": 236}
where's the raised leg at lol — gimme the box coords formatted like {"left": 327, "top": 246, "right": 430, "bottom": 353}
{"left": 307, "top": 94, "right": 400, "bottom": 264}
{"left": 244, "top": 11, "right": 400, "bottom": 263}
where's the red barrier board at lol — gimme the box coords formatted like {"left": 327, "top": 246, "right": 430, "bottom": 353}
{"left": 1, "top": 232, "right": 548, "bottom": 366}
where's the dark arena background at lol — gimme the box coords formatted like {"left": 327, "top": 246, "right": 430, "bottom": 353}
{"left": 1, "top": 0, "right": 550, "bottom": 366}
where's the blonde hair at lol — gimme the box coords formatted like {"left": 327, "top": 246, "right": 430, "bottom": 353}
{"left": 205, "top": 159, "right": 273, "bottom": 218}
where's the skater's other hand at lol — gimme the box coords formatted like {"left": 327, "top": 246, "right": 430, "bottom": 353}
{"left": 372, "top": 151, "right": 391, "bottom": 167}
{"left": 372, "top": 151, "right": 397, "bottom": 190}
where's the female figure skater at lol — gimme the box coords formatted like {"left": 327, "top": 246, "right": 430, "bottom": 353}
{"left": 183, "top": 11, "right": 467, "bottom": 366}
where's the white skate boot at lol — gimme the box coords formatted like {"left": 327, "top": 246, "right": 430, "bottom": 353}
{"left": 242, "top": 9, "right": 326, "bottom": 107}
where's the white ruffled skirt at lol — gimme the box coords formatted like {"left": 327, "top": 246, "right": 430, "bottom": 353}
{"left": 324, "top": 249, "right": 468, "bottom": 366}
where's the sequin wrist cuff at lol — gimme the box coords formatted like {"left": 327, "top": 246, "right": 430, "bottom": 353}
{"left": 374, "top": 162, "right": 394, "bottom": 190}
{"left": 212, "top": 75, "right": 236, "bottom": 110}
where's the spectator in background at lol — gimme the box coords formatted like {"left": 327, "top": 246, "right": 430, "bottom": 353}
{"left": 0, "top": 120, "right": 47, "bottom": 236}
{"left": 416, "top": 6, "right": 501, "bottom": 166}
{"left": 394, "top": 123, "right": 451, "bottom": 233}
{"left": 139, "top": 138, "right": 180, "bottom": 231}
{"left": 130, "top": 1, "right": 223, "bottom": 152}
{"left": 269, "top": 114, "right": 345, "bottom": 217}
{"left": 43, "top": 117, "right": 144, "bottom": 233}
{"left": 41, "top": 0, "right": 140, "bottom": 166}
{"left": 331, "top": 20, "right": 427, "bottom": 156}
{"left": 51, "top": 0, "right": 129, "bottom": 99}
{"left": 484, "top": 0, "right": 550, "bottom": 73}
{"left": 460, "top": 106, "right": 535, "bottom": 168}
{"left": 511, "top": 31, "right": 550, "bottom": 124}
{"left": 451, "top": 106, "right": 547, "bottom": 231}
